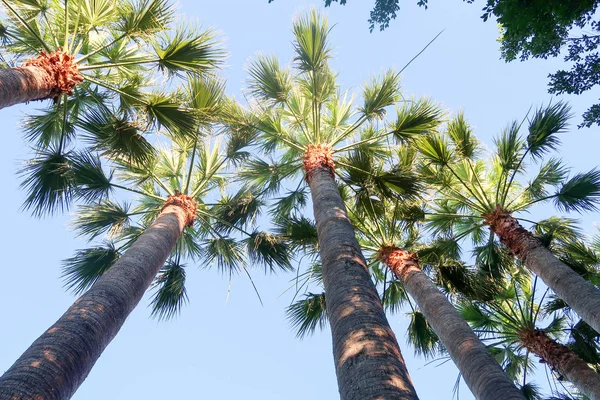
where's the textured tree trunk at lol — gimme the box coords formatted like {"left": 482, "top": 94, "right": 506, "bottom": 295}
{"left": 0, "top": 66, "right": 55, "bottom": 109}
{"left": 0, "top": 196, "right": 193, "bottom": 400}
{"left": 485, "top": 207, "right": 600, "bottom": 335}
{"left": 381, "top": 248, "right": 525, "bottom": 400}
{"left": 519, "top": 329, "right": 600, "bottom": 400}
{"left": 305, "top": 146, "right": 418, "bottom": 400}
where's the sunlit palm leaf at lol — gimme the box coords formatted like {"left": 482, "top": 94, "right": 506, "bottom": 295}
{"left": 286, "top": 292, "right": 327, "bottom": 338}
{"left": 62, "top": 244, "right": 120, "bottom": 294}
{"left": 150, "top": 261, "right": 188, "bottom": 320}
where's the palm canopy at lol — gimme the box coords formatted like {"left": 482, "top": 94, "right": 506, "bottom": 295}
{"left": 458, "top": 269, "right": 600, "bottom": 400}
{"left": 416, "top": 103, "right": 600, "bottom": 275}
{"left": 221, "top": 9, "right": 442, "bottom": 202}
{"left": 32, "top": 75, "right": 292, "bottom": 319}
{"left": 3, "top": 0, "right": 225, "bottom": 217}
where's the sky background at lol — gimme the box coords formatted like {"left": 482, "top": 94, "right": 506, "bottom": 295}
{"left": 1, "top": 1, "right": 599, "bottom": 399}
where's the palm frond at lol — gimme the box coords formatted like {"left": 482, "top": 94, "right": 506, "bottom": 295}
{"left": 554, "top": 169, "right": 600, "bottom": 212}
{"left": 19, "top": 149, "right": 75, "bottom": 217}
{"left": 247, "top": 54, "right": 292, "bottom": 105}
{"left": 212, "top": 189, "right": 263, "bottom": 233}
{"left": 73, "top": 200, "right": 130, "bottom": 240}
{"left": 527, "top": 102, "right": 571, "bottom": 159}
{"left": 286, "top": 292, "right": 327, "bottom": 338}
{"left": 117, "top": 0, "right": 174, "bottom": 36}
{"left": 360, "top": 69, "right": 400, "bottom": 120}
{"left": 71, "top": 151, "right": 114, "bottom": 203}
{"left": 78, "top": 108, "right": 155, "bottom": 164}
{"left": 407, "top": 310, "right": 441, "bottom": 358}
{"left": 202, "top": 236, "right": 245, "bottom": 273}
{"left": 153, "top": 25, "right": 224, "bottom": 76}
{"left": 150, "top": 261, "right": 188, "bottom": 320}
{"left": 62, "top": 244, "right": 120, "bottom": 294}
{"left": 292, "top": 9, "right": 331, "bottom": 73}
{"left": 390, "top": 98, "right": 442, "bottom": 142}
{"left": 447, "top": 113, "right": 478, "bottom": 158}
{"left": 245, "top": 231, "right": 292, "bottom": 272}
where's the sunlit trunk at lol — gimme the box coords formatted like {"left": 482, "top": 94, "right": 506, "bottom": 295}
{"left": 0, "top": 51, "right": 82, "bottom": 110}
{"left": 485, "top": 207, "right": 600, "bottom": 335}
{"left": 0, "top": 66, "right": 56, "bottom": 109}
{"left": 0, "top": 195, "right": 195, "bottom": 400}
{"left": 305, "top": 144, "right": 419, "bottom": 400}
{"left": 519, "top": 329, "right": 600, "bottom": 399}
{"left": 381, "top": 247, "right": 525, "bottom": 400}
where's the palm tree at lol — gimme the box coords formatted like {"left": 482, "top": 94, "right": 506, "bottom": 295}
{"left": 0, "top": 0, "right": 221, "bottom": 109}
{"left": 336, "top": 147, "right": 525, "bottom": 399}
{"left": 458, "top": 272, "right": 600, "bottom": 399}
{"left": 226, "top": 10, "right": 444, "bottom": 399}
{"left": 0, "top": 76, "right": 290, "bottom": 399}
{"left": 415, "top": 105, "right": 600, "bottom": 334}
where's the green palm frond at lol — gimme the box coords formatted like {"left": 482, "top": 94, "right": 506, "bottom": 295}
{"left": 291, "top": 9, "right": 331, "bottom": 73}
{"left": 78, "top": 108, "right": 155, "bottom": 164}
{"left": 382, "top": 280, "right": 408, "bottom": 313}
{"left": 202, "top": 236, "right": 245, "bottom": 273}
{"left": 533, "top": 217, "right": 581, "bottom": 247}
{"left": 494, "top": 122, "right": 525, "bottom": 173}
{"left": 247, "top": 54, "right": 292, "bottom": 105}
{"left": 520, "top": 383, "right": 542, "bottom": 400}
{"left": 390, "top": 98, "right": 443, "bottom": 142}
{"left": 554, "top": 169, "right": 600, "bottom": 212}
{"left": 19, "top": 149, "right": 75, "bottom": 217}
{"left": 150, "top": 261, "right": 188, "bottom": 320}
{"left": 71, "top": 151, "right": 114, "bottom": 203}
{"left": 360, "top": 69, "right": 400, "bottom": 120}
{"left": 275, "top": 216, "right": 319, "bottom": 253}
{"left": 73, "top": 200, "right": 130, "bottom": 240}
{"left": 245, "top": 231, "right": 292, "bottom": 273}
{"left": 521, "top": 158, "right": 568, "bottom": 201}
{"left": 407, "top": 310, "right": 441, "bottom": 358}
{"left": 269, "top": 186, "right": 308, "bottom": 220}
{"left": 526, "top": 102, "right": 571, "bottom": 159}
{"left": 62, "top": 244, "right": 120, "bottom": 294}
{"left": 286, "top": 292, "right": 327, "bottom": 338}
{"left": 153, "top": 25, "right": 224, "bottom": 76}
{"left": 117, "top": 0, "right": 174, "bottom": 36}
{"left": 143, "top": 91, "right": 199, "bottom": 137}
{"left": 416, "top": 132, "right": 453, "bottom": 166}
{"left": 212, "top": 189, "right": 263, "bottom": 233}
{"left": 447, "top": 113, "right": 478, "bottom": 159}
{"left": 238, "top": 159, "right": 298, "bottom": 196}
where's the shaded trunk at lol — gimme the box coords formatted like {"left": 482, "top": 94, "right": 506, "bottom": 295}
{"left": 0, "top": 66, "right": 56, "bottom": 109}
{"left": 519, "top": 329, "right": 600, "bottom": 400}
{"left": 0, "top": 200, "right": 190, "bottom": 400}
{"left": 307, "top": 165, "right": 419, "bottom": 400}
{"left": 381, "top": 248, "right": 525, "bottom": 400}
{"left": 485, "top": 207, "right": 600, "bottom": 334}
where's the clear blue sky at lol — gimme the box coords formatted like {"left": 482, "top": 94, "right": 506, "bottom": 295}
{"left": 1, "top": 1, "right": 599, "bottom": 399}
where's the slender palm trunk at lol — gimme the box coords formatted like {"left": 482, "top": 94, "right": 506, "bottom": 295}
{"left": 304, "top": 145, "right": 418, "bottom": 400}
{"left": 381, "top": 248, "right": 525, "bottom": 400}
{"left": 0, "top": 51, "right": 82, "bottom": 110}
{"left": 0, "top": 195, "right": 194, "bottom": 400}
{"left": 0, "top": 66, "right": 56, "bottom": 109}
{"left": 519, "top": 329, "right": 600, "bottom": 400}
{"left": 485, "top": 207, "right": 600, "bottom": 334}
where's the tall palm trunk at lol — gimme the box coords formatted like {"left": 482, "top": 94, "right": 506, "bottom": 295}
{"left": 304, "top": 145, "right": 419, "bottom": 400}
{"left": 519, "top": 329, "right": 600, "bottom": 399}
{"left": 0, "top": 195, "right": 195, "bottom": 400}
{"left": 485, "top": 207, "right": 600, "bottom": 334}
{"left": 0, "top": 51, "right": 82, "bottom": 110}
{"left": 380, "top": 247, "right": 525, "bottom": 400}
{"left": 0, "top": 66, "right": 56, "bottom": 109}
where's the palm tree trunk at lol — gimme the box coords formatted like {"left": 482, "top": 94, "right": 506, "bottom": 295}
{"left": 304, "top": 145, "right": 419, "bottom": 400}
{"left": 0, "top": 51, "right": 83, "bottom": 110}
{"left": 0, "top": 66, "right": 56, "bottom": 109}
{"left": 485, "top": 207, "right": 600, "bottom": 335}
{"left": 519, "top": 329, "right": 600, "bottom": 399}
{"left": 381, "top": 247, "right": 525, "bottom": 400}
{"left": 0, "top": 195, "right": 195, "bottom": 400}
